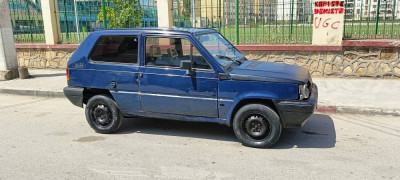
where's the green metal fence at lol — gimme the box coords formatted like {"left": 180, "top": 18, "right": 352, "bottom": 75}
{"left": 8, "top": 0, "right": 45, "bottom": 43}
{"left": 56, "top": 0, "right": 157, "bottom": 44}
{"left": 173, "top": 0, "right": 314, "bottom": 44}
{"left": 9, "top": 0, "right": 400, "bottom": 45}
{"left": 343, "top": 0, "right": 400, "bottom": 39}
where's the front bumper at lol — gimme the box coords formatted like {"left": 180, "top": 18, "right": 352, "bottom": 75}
{"left": 274, "top": 83, "right": 318, "bottom": 128}
{"left": 63, "top": 86, "right": 84, "bottom": 108}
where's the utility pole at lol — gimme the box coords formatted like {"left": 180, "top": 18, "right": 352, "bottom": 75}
{"left": 0, "top": 0, "right": 19, "bottom": 80}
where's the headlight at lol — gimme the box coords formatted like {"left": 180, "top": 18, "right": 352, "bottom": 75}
{"left": 299, "top": 83, "right": 310, "bottom": 100}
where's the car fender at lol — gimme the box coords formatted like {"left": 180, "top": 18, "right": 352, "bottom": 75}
{"left": 225, "top": 91, "right": 278, "bottom": 125}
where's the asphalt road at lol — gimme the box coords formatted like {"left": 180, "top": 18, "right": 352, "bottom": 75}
{"left": 0, "top": 94, "right": 399, "bottom": 179}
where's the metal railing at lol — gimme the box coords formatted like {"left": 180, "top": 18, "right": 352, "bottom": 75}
{"left": 8, "top": 0, "right": 45, "bottom": 43}
{"left": 56, "top": 0, "right": 157, "bottom": 44}
{"left": 9, "top": 0, "right": 400, "bottom": 45}
{"left": 173, "top": 0, "right": 314, "bottom": 44}
{"left": 343, "top": 0, "right": 400, "bottom": 39}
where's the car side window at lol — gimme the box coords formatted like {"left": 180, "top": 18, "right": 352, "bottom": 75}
{"left": 90, "top": 35, "right": 138, "bottom": 64}
{"left": 145, "top": 37, "right": 211, "bottom": 70}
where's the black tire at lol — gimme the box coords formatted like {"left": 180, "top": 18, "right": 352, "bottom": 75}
{"left": 85, "top": 95, "right": 123, "bottom": 134}
{"left": 233, "top": 104, "right": 282, "bottom": 148}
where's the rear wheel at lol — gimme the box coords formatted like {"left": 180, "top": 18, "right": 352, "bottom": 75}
{"left": 85, "top": 95, "right": 123, "bottom": 134}
{"left": 233, "top": 104, "right": 281, "bottom": 148}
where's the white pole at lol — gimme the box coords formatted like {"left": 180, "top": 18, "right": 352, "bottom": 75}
{"left": 157, "top": 0, "right": 173, "bottom": 28}
{"left": 191, "top": 0, "right": 195, "bottom": 27}
{"left": 73, "top": 0, "right": 80, "bottom": 41}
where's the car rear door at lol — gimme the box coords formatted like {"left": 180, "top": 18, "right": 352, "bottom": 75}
{"left": 86, "top": 33, "right": 141, "bottom": 116}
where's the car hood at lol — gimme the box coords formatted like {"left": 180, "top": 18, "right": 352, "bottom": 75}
{"left": 229, "top": 60, "right": 311, "bottom": 84}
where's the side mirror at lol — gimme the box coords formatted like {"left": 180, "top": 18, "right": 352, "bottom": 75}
{"left": 218, "top": 73, "right": 230, "bottom": 80}
{"left": 180, "top": 60, "right": 194, "bottom": 76}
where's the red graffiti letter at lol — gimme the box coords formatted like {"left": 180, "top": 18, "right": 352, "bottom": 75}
{"left": 323, "top": 18, "right": 331, "bottom": 27}
{"left": 314, "top": 17, "right": 322, "bottom": 28}
{"left": 331, "top": 21, "right": 340, "bottom": 29}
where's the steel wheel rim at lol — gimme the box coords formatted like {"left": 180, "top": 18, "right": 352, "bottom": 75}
{"left": 242, "top": 114, "right": 271, "bottom": 141}
{"left": 91, "top": 104, "right": 112, "bottom": 127}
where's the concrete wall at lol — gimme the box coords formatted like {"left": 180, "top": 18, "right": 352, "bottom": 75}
{"left": 15, "top": 44, "right": 400, "bottom": 78}
{"left": 243, "top": 47, "right": 400, "bottom": 78}
{"left": 17, "top": 47, "right": 73, "bottom": 69}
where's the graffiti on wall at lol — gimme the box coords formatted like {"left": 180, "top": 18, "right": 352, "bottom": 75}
{"left": 314, "top": 1, "right": 344, "bottom": 30}
{"left": 312, "top": 0, "right": 345, "bottom": 45}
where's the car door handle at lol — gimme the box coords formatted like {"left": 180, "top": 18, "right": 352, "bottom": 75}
{"left": 137, "top": 72, "right": 143, "bottom": 78}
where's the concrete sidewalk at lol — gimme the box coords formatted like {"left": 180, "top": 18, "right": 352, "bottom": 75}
{"left": 0, "top": 69, "right": 399, "bottom": 116}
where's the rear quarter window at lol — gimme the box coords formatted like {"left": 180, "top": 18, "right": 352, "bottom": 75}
{"left": 90, "top": 35, "right": 138, "bottom": 64}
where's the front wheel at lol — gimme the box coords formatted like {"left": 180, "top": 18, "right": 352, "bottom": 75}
{"left": 85, "top": 95, "right": 123, "bottom": 134}
{"left": 233, "top": 104, "right": 282, "bottom": 148}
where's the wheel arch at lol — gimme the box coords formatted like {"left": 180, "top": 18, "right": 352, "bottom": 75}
{"left": 228, "top": 98, "right": 280, "bottom": 126}
{"left": 83, "top": 88, "right": 114, "bottom": 105}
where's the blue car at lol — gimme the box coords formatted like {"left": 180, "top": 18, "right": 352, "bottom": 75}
{"left": 64, "top": 28, "right": 318, "bottom": 148}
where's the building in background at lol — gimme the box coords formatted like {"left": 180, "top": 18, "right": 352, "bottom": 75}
{"left": 276, "top": 0, "right": 313, "bottom": 21}
{"left": 345, "top": 0, "right": 400, "bottom": 20}
{"left": 8, "top": 0, "right": 158, "bottom": 35}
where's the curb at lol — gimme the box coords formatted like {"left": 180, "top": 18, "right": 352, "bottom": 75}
{"left": 317, "top": 105, "right": 400, "bottom": 116}
{"left": 1, "top": 88, "right": 399, "bottom": 116}
{"left": 0, "top": 88, "right": 64, "bottom": 98}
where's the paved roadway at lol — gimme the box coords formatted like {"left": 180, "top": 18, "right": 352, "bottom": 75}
{"left": 0, "top": 94, "right": 399, "bottom": 179}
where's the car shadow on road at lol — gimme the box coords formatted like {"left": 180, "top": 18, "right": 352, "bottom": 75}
{"left": 119, "top": 117, "right": 237, "bottom": 142}
{"left": 274, "top": 113, "right": 336, "bottom": 149}
{"left": 118, "top": 113, "right": 336, "bottom": 149}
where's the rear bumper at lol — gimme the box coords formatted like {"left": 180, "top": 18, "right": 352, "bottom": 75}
{"left": 63, "top": 86, "right": 84, "bottom": 108}
{"left": 274, "top": 83, "right": 318, "bottom": 128}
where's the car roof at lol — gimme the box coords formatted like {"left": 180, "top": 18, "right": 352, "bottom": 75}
{"left": 92, "top": 27, "right": 218, "bottom": 36}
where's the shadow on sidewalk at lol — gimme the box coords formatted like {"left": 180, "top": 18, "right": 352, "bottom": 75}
{"left": 31, "top": 73, "right": 65, "bottom": 78}
{"left": 118, "top": 113, "right": 336, "bottom": 149}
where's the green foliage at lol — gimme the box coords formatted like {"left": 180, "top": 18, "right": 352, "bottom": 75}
{"left": 82, "top": 26, "right": 87, "bottom": 33}
{"left": 181, "top": 0, "right": 191, "bottom": 23}
{"left": 97, "top": 0, "right": 144, "bottom": 28}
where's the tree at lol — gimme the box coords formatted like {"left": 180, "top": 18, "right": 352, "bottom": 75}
{"left": 97, "top": 0, "right": 144, "bottom": 28}
{"left": 182, "top": 0, "right": 191, "bottom": 23}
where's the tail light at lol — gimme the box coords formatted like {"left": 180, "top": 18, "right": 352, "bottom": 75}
{"left": 66, "top": 68, "right": 70, "bottom": 81}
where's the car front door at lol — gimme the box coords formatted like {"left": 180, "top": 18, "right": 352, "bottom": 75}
{"left": 138, "top": 35, "right": 218, "bottom": 117}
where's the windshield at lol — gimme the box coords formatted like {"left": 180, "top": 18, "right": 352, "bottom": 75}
{"left": 196, "top": 33, "right": 245, "bottom": 69}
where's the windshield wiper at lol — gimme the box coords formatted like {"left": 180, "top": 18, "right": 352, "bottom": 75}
{"left": 216, "top": 55, "right": 242, "bottom": 65}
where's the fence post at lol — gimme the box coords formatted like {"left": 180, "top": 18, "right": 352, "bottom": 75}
{"left": 157, "top": 0, "right": 173, "bottom": 28}
{"left": 102, "top": 0, "right": 107, "bottom": 29}
{"left": 41, "top": 0, "right": 61, "bottom": 44}
{"left": 235, "top": 0, "right": 239, "bottom": 45}
{"left": 375, "top": 0, "right": 381, "bottom": 38}
{"left": 0, "top": 0, "right": 19, "bottom": 80}
{"left": 63, "top": 0, "right": 69, "bottom": 40}
{"left": 25, "top": 1, "right": 33, "bottom": 42}
{"left": 218, "top": 0, "right": 221, "bottom": 32}
{"left": 290, "top": 0, "right": 294, "bottom": 40}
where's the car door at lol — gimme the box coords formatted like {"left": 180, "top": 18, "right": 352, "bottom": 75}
{"left": 138, "top": 35, "right": 218, "bottom": 117}
{"left": 87, "top": 34, "right": 141, "bottom": 116}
